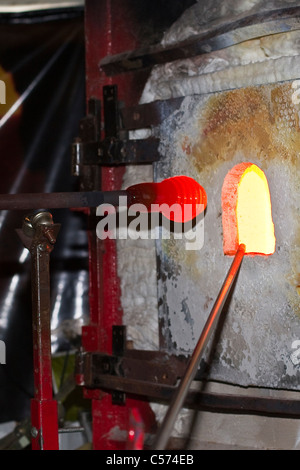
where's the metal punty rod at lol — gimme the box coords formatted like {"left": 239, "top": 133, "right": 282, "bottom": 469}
{"left": 152, "top": 244, "right": 246, "bottom": 450}
{"left": 0, "top": 190, "right": 129, "bottom": 210}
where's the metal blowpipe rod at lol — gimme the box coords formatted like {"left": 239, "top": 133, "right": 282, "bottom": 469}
{"left": 0, "top": 190, "right": 129, "bottom": 211}
{"left": 0, "top": 177, "right": 207, "bottom": 217}
{"left": 152, "top": 243, "right": 246, "bottom": 450}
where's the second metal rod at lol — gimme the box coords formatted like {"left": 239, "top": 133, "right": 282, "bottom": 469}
{"left": 0, "top": 190, "right": 129, "bottom": 211}
{"left": 152, "top": 243, "right": 246, "bottom": 450}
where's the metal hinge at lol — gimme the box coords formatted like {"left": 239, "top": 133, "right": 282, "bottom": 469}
{"left": 71, "top": 86, "right": 160, "bottom": 177}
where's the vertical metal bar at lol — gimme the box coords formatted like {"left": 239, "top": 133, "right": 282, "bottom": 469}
{"left": 17, "top": 213, "right": 60, "bottom": 450}
{"left": 31, "top": 236, "right": 53, "bottom": 402}
{"left": 103, "top": 85, "right": 120, "bottom": 139}
{"left": 152, "top": 244, "right": 246, "bottom": 450}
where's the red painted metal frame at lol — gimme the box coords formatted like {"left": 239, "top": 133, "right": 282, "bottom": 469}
{"left": 82, "top": 0, "right": 156, "bottom": 450}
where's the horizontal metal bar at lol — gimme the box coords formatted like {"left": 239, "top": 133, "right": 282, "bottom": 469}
{"left": 85, "top": 373, "right": 300, "bottom": 419}
{"left": 0, "top": 190, "right": 129, "bottom": 211}
{"left": 119, "top": 98, "right": 184, "bottom": 130}
{"left": 58, "top": 427, "right": 85, "bottom": 434}
{"left": 73, "top": 137, "right": 161, "bottom": 166}
{"left": 88, "top": 350, "right": 187, "bottom": 386}
{"left": 100, "top": 6, "right": 300, "bottom": 75}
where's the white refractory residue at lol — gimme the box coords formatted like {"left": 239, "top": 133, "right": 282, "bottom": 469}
{"left": 161, "top": 0, "right": 300, "bottom": 47}
{"left": 117, "top": 1, "right": 300, "bottom": 447}
{"left": 117, "top": 165, "right": 159, "bottom": 350}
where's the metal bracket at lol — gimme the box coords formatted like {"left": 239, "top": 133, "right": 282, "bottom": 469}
{"left": 72, "top": 137, "right": 160, "bottom": 170}
{"left": 111, "top": 326, "right": 126, "bottom": 405}
{"left": 75, "top": 325, "right": 188, "bottom": 399}
{"left": 72, "top": 86, "right": 161, "bottom": 178}
{"left": 75, "top": 342, "right": 300, "bottom": 419}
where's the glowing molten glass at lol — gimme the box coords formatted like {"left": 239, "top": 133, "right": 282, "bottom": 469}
{"left": 222, "top": 163, "right": 276, "bottom": 255}
{"left": 126, "top": 175, "right": 207, "bottom": 223}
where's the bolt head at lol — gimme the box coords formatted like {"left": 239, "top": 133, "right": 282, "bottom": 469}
{"left": 31, "top": 427, "right": 38, "bottom": 438}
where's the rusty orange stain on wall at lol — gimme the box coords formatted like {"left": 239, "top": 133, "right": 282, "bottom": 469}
{"left": 185, "top": 83, "right": 300, "bottom": 173}
{"left": 178, "top": 82, "right": 299, "bottom": 316}
{"left": 181, "top": 135, "right": 192, "bottom": 155}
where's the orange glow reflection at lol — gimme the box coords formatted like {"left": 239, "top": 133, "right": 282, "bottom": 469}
{"left": 222, "top": 163, "right": 276, "bottom": 256}
{"left": 0, "top": 65, "right": 22, "bottom": 119}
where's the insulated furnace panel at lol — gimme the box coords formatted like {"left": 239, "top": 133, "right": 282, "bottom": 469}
{"left": 154, "top": 81, "right": 300, "bottom": 390}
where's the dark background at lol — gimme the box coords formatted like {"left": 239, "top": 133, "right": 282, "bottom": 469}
{"left": 0, "top": 0, "right": 196, "bottom": 424}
